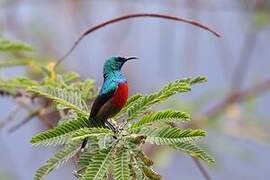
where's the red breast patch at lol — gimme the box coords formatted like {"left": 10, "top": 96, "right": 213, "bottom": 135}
{"left": 112, "top": 82, "right": 128, "bottom": 108}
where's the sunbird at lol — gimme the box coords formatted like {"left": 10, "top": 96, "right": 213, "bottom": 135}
{"left": 81, "top": 56, "right": 137, "bottom": 149}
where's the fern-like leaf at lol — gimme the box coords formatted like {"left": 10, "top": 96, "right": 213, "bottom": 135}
{"left": 114, "top": 147, "right": 131, "bottom": 180}
{"left": 127, "top": 80, "right": 190, "bottom": 121}
{"left": 0, "top": 78, "right": 38, "bottom": 96}
{"left": 61, "top": 71, "right": 80, "bottom": 83}
{"left": 78, "top": 142, "right": 100, "bottom": 168}
{"left": 127, "top": 77, "right": 207, "bottom": 121}
{"left": 190, "top": 76, "right": 207, "bottom": 85}
{"left": 34, "top": 141, "right": 80, "bottom": 180}
{"left": 172, "top": 142, "right": 215, "bottom": 164}
{"left": 130, "top": 110, "right": 190, "bottom": 129}
{"left": 82, "top": 146, "right": 115, "bottom": 180}
{"left": 28, "top": 86, "right": 89, "bottom": 115}
{"left": 0, "top": 78, "right": 38, "bottom": 89}
{"left": 0, "top": 59, "right": 35, "bottom": 68}
{"left": 0, "top": 38, "right": 34, "bottom": 52}
{"left": 30, "top": 117, "right": 88, "bottom": 146}
{"left": 77, "top": 79, "right": 96, "bottom": 101}
{"left": 72, "top": 127, "right": 113, "bottom": 141}
{"left": 125, "top": 94, "right": 143, "bottom": 107}
{"left": 130, "top": 153, "right": 144, "bottom": 180}
{"left": 137, "top": 127, "right": 205, "bottom": 145}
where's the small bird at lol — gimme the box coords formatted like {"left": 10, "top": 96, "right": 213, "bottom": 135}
{"left": 81, "top": 56, "right": 137, "bottom": 149}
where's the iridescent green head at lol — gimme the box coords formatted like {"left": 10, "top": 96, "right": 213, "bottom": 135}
{"left": 103, "top": 56, "right": 137, "bottom": 77}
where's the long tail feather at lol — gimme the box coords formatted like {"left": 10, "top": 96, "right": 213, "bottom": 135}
{"left": 80, "top": 118, "right": 106, "bottom": 151}
{"left": 81, "top": 138, "right": 88, "bottom": 150}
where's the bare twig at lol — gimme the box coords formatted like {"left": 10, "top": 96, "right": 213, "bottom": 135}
{"left": 205, "top": 78, "right": 270, "bottom": 120}
{"left": 231, "top": 33, "right": 257, "bottom": 90}
{"left": 0, "top": 89, "right": 32, "bottom": 98}
{"left": 0, "top": 105, "right": 21, "bottom": 130}
{"left": 8, "top": 108, "right": 42, "bottom": 133}
{"left": 54, "top": 13, "right": 221, "bottom": 69}
{"left": 191, "top": 157, "right": 212, "bottom": 180}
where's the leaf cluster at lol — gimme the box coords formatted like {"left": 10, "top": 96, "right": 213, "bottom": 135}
{"left": 28, "top": 76, "right": 214, "bottom": 180}
{"left": 0, "top": 38, "right": 214, "bottom": 180}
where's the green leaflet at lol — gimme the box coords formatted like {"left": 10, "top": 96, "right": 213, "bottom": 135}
{"left": 72, "top": 127, "right": 113, "bottom": 141}
{"left": 30, "top": 117, "right": 88, "bottom": 146}
{"left": 28, "top": 86, "right": 89, "bottom": 115}
{"left": 130, "top": 153, "right": 144, "bottom": 180}
{"left": 78, "top": 142, "right": 100, "bottom": 168}
{"left": 77, "top": 79, "right": 96, "bottom": 100}
{"left": 34, "top": 141, "right": 80, "bottom": 180}
{"left": 125, "top": 94, "right": 143, "bottom": 107}
{"left": 127, "top": 79, "right": 191, "bottom": 121}
{"left": 82, "top": 146, "right": 115, "bottom": 180}
{"left": 61, "top": 71, "right": 80, "bottom": 82}
{"left": 172, "top": 142, "right": 215, "bottom": 164}
{"left": 0, "top": 78, "right": 38, "bottom": 89}
{"left": 129, "top": 110, "right": 190, "bottom": 129}
{"left": 114, "top": 147, "right": 131, "bottom": 180}
{"left": 0, "top": 38, "right": 34, "bottom": 52}
{"left": 74, "top": 142, "right": 100, "bottom": 177}
{"left": 190, "top": 76, "right": 207, "bottom": 85}
{"left": 0, "top": 59, "right": 35, "bottom": 68}
{"left": 137, "top": 127, "right": 206, "bottom": 145}
{"left": 126, "top": 77, "right": 207, "bottom": 122}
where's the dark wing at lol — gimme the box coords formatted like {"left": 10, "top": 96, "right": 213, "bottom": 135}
{"left": 90, "top": 89, "right": 115, "bottom": 118}
{"left": 82, "top": 88, "right": 116, "bottom": 149}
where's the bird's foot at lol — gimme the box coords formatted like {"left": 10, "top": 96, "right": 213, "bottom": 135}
{"left": 105, "top": 120, "right": 118, "bottom": 139}
{"left": 80, "top": 147, "right": 86, "bottom": 153}
{"left": 105, "top": 120, "right": 118, "bottom": 133}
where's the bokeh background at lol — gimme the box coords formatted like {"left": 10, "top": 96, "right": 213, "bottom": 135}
{"left": 1, "top": 0, "right": 270, "bottom": 180}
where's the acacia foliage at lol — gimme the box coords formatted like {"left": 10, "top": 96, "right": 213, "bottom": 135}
{"left": 0, "top": 38, "right": 215, "bottom": 180}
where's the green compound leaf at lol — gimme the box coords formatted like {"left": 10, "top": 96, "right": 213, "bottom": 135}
{"left": 0, "top": 38, "right": 34, "bottom": 52}
{"left": 28, "top": 86, "right": 89, "bottom": 115}
{"left": 72, "top": 127, "right": 113, "bottom": 141}
{"left": 172, "top": 142, "right": 215, "bottom": 164}
{"left": 127, "top": 79, "right": 192, "bottom": 121}
{"left": 30, "top": 117, "right": 88, "bottom": 146}
{"left": 137, "top": 127, "right": 205, "bottom": 145}
{"left": 0, "top": 58, "right": 35, "bottom": 68}
{"left": 82, "top": 146, "right": 115, "bottom": 180}
{"left": 114, "top": 147, "right": 131, "bottom": 180}
{"left": 130, "top": 110, "right": 190, "bottom": 129}
{"left": 34, "top": 141, "right": 80, "bottom": 180}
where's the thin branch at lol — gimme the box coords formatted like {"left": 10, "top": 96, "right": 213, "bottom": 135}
{"left": 0, "top": 89, "right": 31, "bottom": 98}
{"left": 168, "top": 113, "right": 213, "bottom": 180}
{"left": 0, "top": 105, "right": 21, "bottom": 130}
{"left": 230, "top": 33, "right": 257, "bottom": 90}
{"left": 205, "top": 78, "right": 270, "bottom": 120}
{"left": 54, "top": 13, "right": 221, "bottom": 69}
{"left": 191, "top": 157, "right": 212, "bottom": 180}
{"left": 8, "top": 108, "right": 42, "bottom": 133}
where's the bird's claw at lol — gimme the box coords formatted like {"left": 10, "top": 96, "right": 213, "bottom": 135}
{"left": 105, "top": 120, "right": 118, "bottom": 133}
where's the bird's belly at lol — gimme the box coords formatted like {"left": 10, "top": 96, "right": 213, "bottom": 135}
{"left": 96, "top": 99, "right": 121, "bottom": 120}
{"left": 95, "top": 82, "right": 128, "bottom": 120}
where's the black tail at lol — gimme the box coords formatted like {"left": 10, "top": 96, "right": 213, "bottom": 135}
{"left": 80, "top": 118, "right": 105, "bottom": 151}
{"left": 81, "top": 138, "right": 88, "bottom": 150}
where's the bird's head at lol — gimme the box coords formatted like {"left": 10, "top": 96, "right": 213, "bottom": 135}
{"left": 103, "top": 56, "right": 137, "bottom": 77}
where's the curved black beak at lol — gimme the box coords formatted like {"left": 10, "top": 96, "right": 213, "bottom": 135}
{"left": 125, "top": 56, "right": 138, "bottom": 61}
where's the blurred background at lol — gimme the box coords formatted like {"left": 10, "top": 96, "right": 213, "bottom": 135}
{"left": 0, "top": 0, "right": 270, "bottom": 180}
